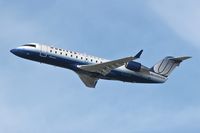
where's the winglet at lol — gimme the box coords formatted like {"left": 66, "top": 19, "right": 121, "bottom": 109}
{"left": 134, "top": 50, "right": 143, "bottom": 59}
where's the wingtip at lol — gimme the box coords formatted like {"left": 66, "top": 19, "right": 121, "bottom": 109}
{"left": 135, "top": 49, "right": 143, "bottom": 58}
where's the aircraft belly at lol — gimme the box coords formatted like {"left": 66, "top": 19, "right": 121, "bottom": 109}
{"left": 103, "top": 70, "right": 161, "bottom": 83}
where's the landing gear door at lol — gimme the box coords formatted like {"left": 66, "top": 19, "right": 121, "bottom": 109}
{"left": 40, "top": 45, "right": 48, "bottom": 57}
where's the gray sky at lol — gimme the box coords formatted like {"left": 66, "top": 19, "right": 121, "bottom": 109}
{"left": 0, "top": 0, "right": 200, "bottom": 133}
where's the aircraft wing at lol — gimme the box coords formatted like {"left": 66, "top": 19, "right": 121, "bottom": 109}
{"left": 78, "top": 50, "right": 143, "bottom": 76}
{"left": 78, "top": 74, "right": 99, "bottom": 88}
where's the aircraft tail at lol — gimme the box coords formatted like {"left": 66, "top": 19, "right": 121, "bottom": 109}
{"left": 151, "top": 56, "right": 191, "bottom": 77}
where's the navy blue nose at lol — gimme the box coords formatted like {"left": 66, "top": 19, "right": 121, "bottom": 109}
{"left": 10, "top": 48, "right": 27, "bottom": 58}
{"left": 10, "top": 49, "right": 16, "bottom": 54}
{"left": 10, "top": 48, "right": 20, "bottom": 56}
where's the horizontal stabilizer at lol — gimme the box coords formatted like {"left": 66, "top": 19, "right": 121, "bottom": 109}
{"left": 169, "top": 56, "right": 192, "bottom": 63}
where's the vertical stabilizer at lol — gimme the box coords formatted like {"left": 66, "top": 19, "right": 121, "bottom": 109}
{"left": 151, "top": 56, "right": 191, "bottom": 77}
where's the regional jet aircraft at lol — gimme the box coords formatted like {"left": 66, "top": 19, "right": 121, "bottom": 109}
{"left": 10, "top": 43, "right": 191, "bottom": 88}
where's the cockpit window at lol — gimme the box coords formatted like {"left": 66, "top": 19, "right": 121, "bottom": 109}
{"left": 23, "top": 44, "right": 36, "bottom": 48}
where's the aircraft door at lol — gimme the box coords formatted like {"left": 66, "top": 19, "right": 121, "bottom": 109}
{"left": 40, "top": 45, "right": 48, "bottom": 57}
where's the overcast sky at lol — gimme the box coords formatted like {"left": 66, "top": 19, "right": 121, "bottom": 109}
{"left": 1, "top": 0, "right": 200, "bottom": 133}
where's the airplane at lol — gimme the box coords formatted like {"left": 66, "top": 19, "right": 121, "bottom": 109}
{"left": 10, "top": 43, "right": 191, "bottom": 88}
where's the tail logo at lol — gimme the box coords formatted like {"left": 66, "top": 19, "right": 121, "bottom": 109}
{"left": 153, "top": 57, "right": 178, "bottom": 77}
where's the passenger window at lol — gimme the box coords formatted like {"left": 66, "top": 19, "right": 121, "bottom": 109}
{"left": 55, "top": 51, "right": 57, "bottom": 54}
{"left": 60, "top": 52, "right": 62, "bottom": 55}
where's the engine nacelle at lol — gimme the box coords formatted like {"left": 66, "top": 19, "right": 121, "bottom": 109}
{"left": 125, "top": 61, "right": 141, "bottom": 72}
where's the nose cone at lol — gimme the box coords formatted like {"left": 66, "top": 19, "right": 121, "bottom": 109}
{"left": 10, "top": 48, "right": 23, "bottom": 57}
{"left": 10, "top": 48, "right": 20, "bottom": 56}
{"left": 10, "top": 49, "right": 16, "bottom": 55}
